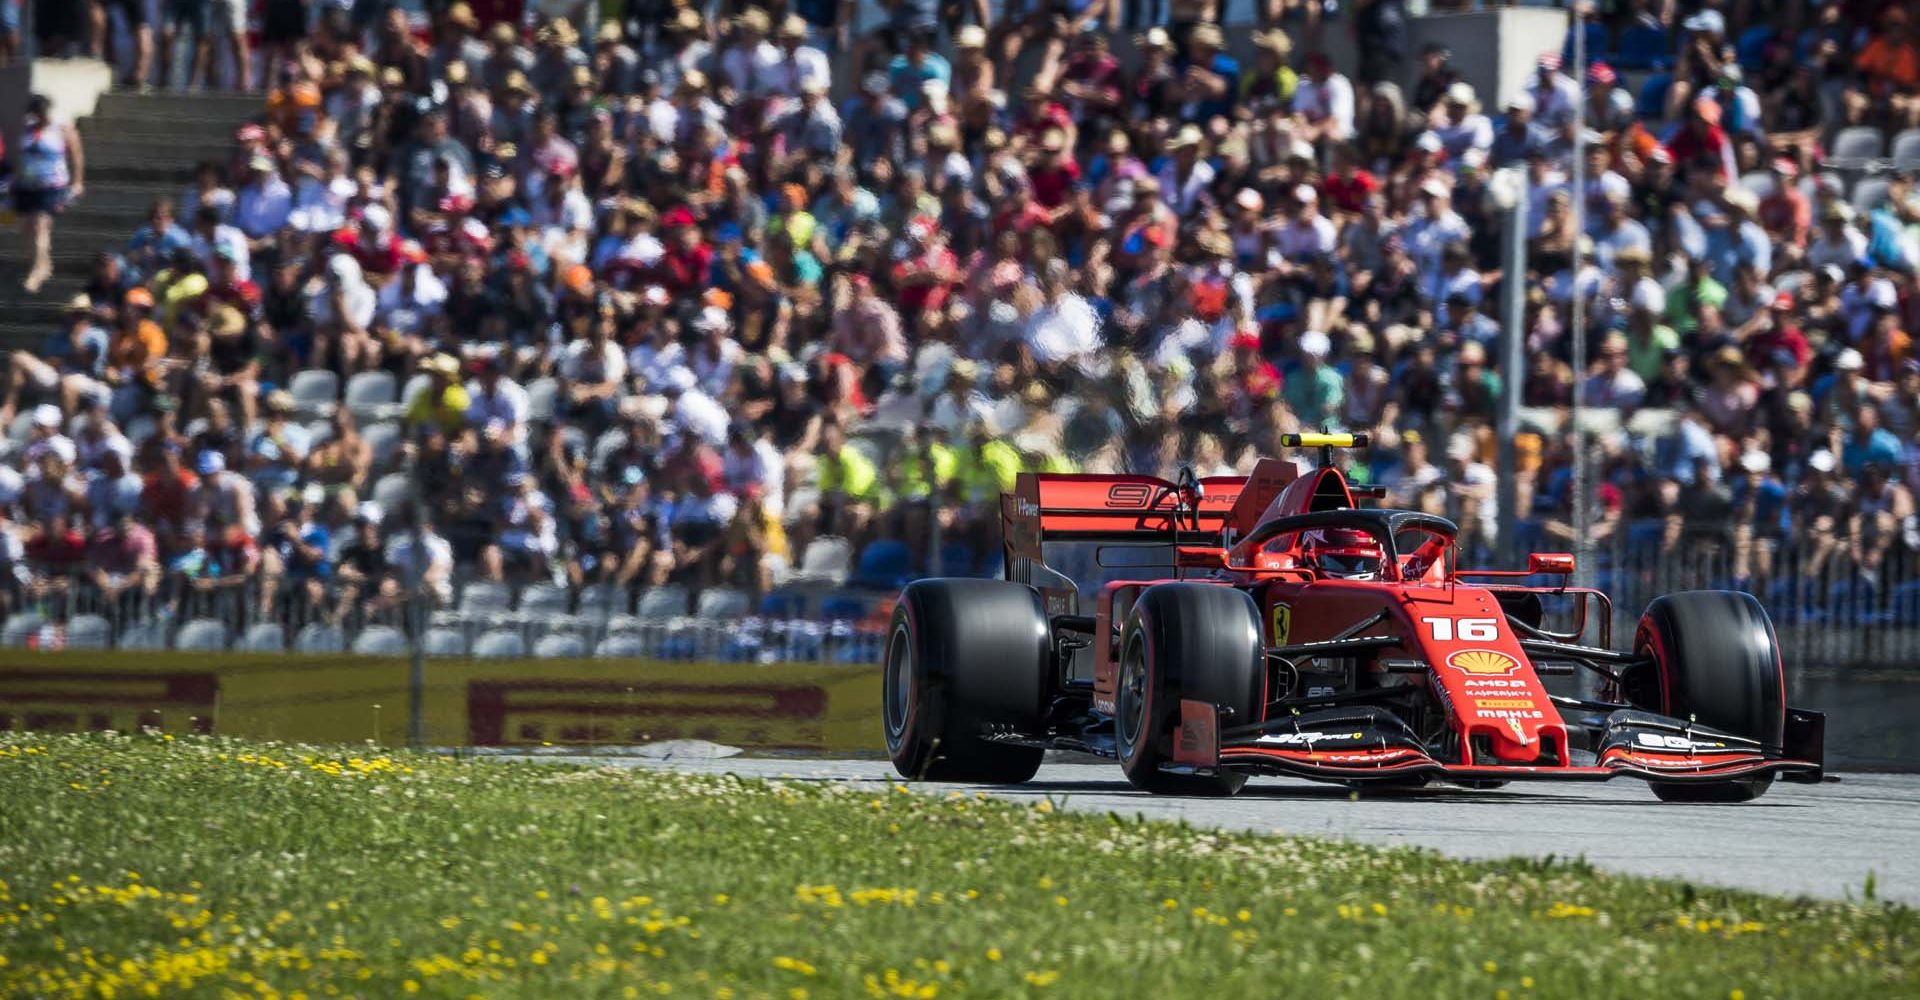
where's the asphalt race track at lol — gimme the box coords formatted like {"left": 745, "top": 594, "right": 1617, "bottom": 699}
{"left": 528, "top": 754, "right": 1920, "bottom": 905}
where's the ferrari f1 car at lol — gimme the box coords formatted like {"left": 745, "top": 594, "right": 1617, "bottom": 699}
{"left": 884, "top": 433, "right": 1825, "bottom": 801}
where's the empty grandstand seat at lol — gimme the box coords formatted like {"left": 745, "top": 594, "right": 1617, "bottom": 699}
{"left": 351, "top": 625, "right": 408, "bottom": 655}
{"left": 423, "top": 627, "right": 469, "bottom": 657}
{"left": 1853, "top": 177, "right": 1893, "bottom": 214}
{"left": 371, "top": 472, "right": 414, "bottom": 510}
{"left": 238, "top": 622, "right": 287, "bottom": 652}
{"left": 473, "top": 630, "right": 527, "bottom": 658}
{"left": 1, "top": 611, "right": 44, "bottom": 647}
{"left": 294, "top": 623, "right": 347, "bottom": 653}
{"left": 636, "top": 585, "right": 690, "bottom": 620}
{"left": 519, "top": 582, "right": 571, "bottom": 615}
{"left": 853, "top": 539, "right": 914, "bottom": 590}
{"left": 694, "top": 587, "right": 752, "bottom": 620}
{"left": 525, "top": 377, "right": 559, "bottom": 422}
{"left": 574, "top": 586, "right": 614, "bottom": 622}
{"left": 532, "top": 633, "right": 588, "bottom": 658}
{"left": 1613, "top": 23, "right": 1671, "bottom": 70}
{"left": 288, "top": 369, "right": 341, "bottom": 417}
{"left": 1735, "top": 25, "right": 1776, "bottom": 70}
{"left": 4, "top": 411, "right": 36, "bottom": 445}
{"left": 459, "top": 581, "right": 512, "bottom": 614}
{"left": 1561, "top": 21, "right": 1607, "bottom": 68}
{"left": 344, "top": 370, "right": 399, "bottom": 420}
{"left": 1892, "top": 128, "right": 1920, "bottom": 169}
{"left": 1635, "top": 73, "right": 1672, "bottom": 120}
{"left": 1737, "top": 171, "right": 1776, "bottom": 199}
{"left": 759, "top": 589, "right": 808, "bottom": 619}
{"left": 362, "top": 421, "right": 404, "bottom": 471}
{"left": 594, "top": 634, "right": 646, "bottom": 658}
{"left": 175, "top": 618, "right": 231, "bottom": 651}
{"left": 1828, "top": 126, "right": 1885, "bottom": 169}
{"left": 820, "top": 591, "right": 872, "bottom": 620}
{"left": 790, "top": 536, "right": 853, "bottom": 585}
{"left": 117, "top": 621, "right": 168, "bottom": 651}
{"left": 64, "top": 614, "right": 111, "bottom": 650}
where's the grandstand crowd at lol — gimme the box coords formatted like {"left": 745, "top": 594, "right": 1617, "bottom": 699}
{"left": 3, "top": 0, "right": 1920, "bottom": 649}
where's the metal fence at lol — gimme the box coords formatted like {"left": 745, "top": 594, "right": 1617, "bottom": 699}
{"left": 4, "top": 516, "right": 1919, "bottom": 668}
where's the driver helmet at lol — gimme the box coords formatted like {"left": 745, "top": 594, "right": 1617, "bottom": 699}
{"left": 1302, "top": 527, "right": 1383, "bottom": 580}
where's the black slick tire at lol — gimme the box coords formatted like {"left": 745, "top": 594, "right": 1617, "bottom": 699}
{"left": 1115, "top": 583, "right": 1265, "bottom": 796}
{"left": 1632, "top": 591, "right": 1786, "bottom": 804}
{"left": 884, "top": 578, "right": 1049, "bottom": 783}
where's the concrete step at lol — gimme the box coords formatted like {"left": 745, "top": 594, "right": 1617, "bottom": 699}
{"left": 84, "top": 138, "right": 219, "bottom": 167}
{"left": 94, "top": 89, "right": 263, "bottom": 121}
{"left": 79, "top": 116, "right": 241, "bottom": 145}
{"left": 65, "top": 182, "right": 180, "bottom": 216}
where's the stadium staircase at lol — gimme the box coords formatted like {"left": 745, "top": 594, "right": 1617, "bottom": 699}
{"left": 0, "top": 89, "right": 260, "bottom": 354}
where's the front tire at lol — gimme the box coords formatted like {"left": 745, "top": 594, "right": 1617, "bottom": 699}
{"left": 1116, "top": 584, "right": 1265, "bottom": 796}
{"left": 1630, "top": 591, "right": 1785, "bottom": 803}
{"left": 884, "top": 579, "right": 1049, "bottom": 783}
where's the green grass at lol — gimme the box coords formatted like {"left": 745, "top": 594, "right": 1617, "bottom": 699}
{"left": 0, "top": 734, "right": 1909, "bottom": 1000}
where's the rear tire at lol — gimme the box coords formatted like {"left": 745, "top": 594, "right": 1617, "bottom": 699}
{"left": 884, "top": 579, "right": 1049, "bottom": 783}
{"left": 1116, "top": 584, "right": 1265, "bottom": 796}
{"left": 1631, "top": 591, "right": 1785, "bottom": 804}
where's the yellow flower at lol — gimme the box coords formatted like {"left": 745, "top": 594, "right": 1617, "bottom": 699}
{"left": 1484, "top": 962, "right": 1498, "bottom": 974}
{"left": 440, "top": 916, "right": 461, "bottom": 929}
{"left": 1236, "top": 909, "right": 1252, "bottom": 923}
{"left": 1024, "top": 970, "right": 1059, "bottom": 987}
{"left": 403, "top": 981, "right": 420, "bottom": 994}
{"left": 985, "top": 948, "right": 1002, "bottom": 962}
{"left": 1731, "top": 992, "right": 1746, "bottom": 1000}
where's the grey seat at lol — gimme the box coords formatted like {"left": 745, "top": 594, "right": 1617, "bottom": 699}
{"left": 525, "top": 377, "right": 559, "bottom": 422}
{"left": 472, "top": 629, "right": 527, "bottom": 658}
{"left": 1893, "top": 128, "right": 1920, "bottom": 169}
{"left": 174, "top": 618, "right": 230, "bottom": 651}
{"left": 790, "top": 536, "right": 853, "bottom": 585}
{"left": 399, "top": 373, "right": 433, "bottom": 410}
{"left": 362, "top": 421, "right": 403, "bottom": 472}
{"left": 1853, "top": 177, "right": 1892, "bottom": 214}
{"left": 423, "top": 627, "right": 469, "bottom": 657}
{"left": 371, "top": 472, "right": 414, "bottom": 511}
{"left": 351, "top": 625, "right": 408, "bottom": 655}
{"left": 460, "top": 581, "right": 512, "bottom": 615}
{"left": 694, "top": 587, "right": 752, "bottom": 620}
{"left": 635, "top": 585, "right": 689, "bottom": 621}
{"left": 1737, "top": 171, "right": 1775, "bottom": 199}
{"left": 1828, "top": 126, "right": 1885, "bottom": 169}
{"left": 293, "top": 622, "right": 347, "bottom": 653}
{"left": 117, "top": 621, "right": 168, "bottom": 651}
{"left": 288, "top": 369, "right": 341, "bottom": 418}
{"left": 238, "top": 622, "right": 287, "bottom": 652}
{"left": 64, "top": 613, "right": 111, "bottom": 650}
{"left": 1, "top": 612, "right": 44, "bottom": 647}
{"left": 343, "top": 370, "right": 399, "bottom": 420}
{"left": 519, "top": 582, "right": 571, "bottom": 615}
{"left": 532, "top": 633, "right": 587, "bottom": 658}
{"left": 594, "top": 634, "right": 646, "bottom": 658}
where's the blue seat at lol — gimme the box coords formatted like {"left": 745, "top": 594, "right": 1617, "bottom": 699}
{"left": 819, "top": 592, "right": 871, "bottom": 620}
{"left": 938, "top": 542, "right": 976, "bottom": 577}
{"left": 1887, "top": 581, "right": 1920, "bottom": 624}
{"left": 1614, "top": 24, "right": 1671, "bottom": 70}
{"left": 759, "top": 589, "right": 809, "bottom": 619}
{"left": 1562, "top": 21, "right": 1608, "bottom": 68}
{"left": 1735, "top": 25, "right": 1776, "bottom": 70}
{"left": 852, "top": 539, "right": 915, "bottom": 590}
{"left": 1636, "top": 73, "right": 1674, "bottom": 121}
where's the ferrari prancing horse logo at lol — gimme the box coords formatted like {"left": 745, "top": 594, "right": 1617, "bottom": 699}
{"left": 1271, "top": 604, "right": 1291, "bottom": 645}
{"left": 1447, "top": 649, "right": 1521, "bottom": 676}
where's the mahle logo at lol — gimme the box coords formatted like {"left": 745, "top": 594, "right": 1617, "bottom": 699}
{"left": 1447, "top": 649, "right": 1520, "bottom": 676}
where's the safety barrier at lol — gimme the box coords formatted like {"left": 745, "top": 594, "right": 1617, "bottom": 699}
{"left": 0, "top": 651, "right": 887, "bottom": 754}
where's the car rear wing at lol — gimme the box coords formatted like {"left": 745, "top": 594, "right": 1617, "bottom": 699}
{"left": 1002, "top": 473, "right": 1248, "bottom": 544}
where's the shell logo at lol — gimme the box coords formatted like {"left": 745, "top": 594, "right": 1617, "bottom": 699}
{"left": 1447, "top": 649, "right": 1521, "bottom": 676}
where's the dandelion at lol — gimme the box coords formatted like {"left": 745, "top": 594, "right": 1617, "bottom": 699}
{"left": 985, "top": 948, "right": 1002, "bottom": 962}
{"left": 1024, "top": 970, "right": 1059, "bottom": 987}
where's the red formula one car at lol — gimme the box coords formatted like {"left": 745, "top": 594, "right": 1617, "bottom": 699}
{"left": 884, "top": 434, "right": 1825, "bottom": 801}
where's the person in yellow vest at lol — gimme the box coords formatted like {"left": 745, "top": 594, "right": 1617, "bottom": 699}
{"left": 403, "top": 353, "right": 470, "bottom": 438}
{"left": 816, "top": 420, "right": 879, "bottom": 501}
{"left": 957, "top": 420, "right": 1021, "bottom": 506}
{"left": 1240, "top": 29, "right": 1297, "bottom": 113}
{"left": 893, "top": 425, "right": 959, "bottom": 501}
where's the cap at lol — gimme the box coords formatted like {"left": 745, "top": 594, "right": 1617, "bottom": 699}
{"left": 1445, "top": 81, "right": 1476, "bottom": 105}
{"left": 196, "top": 450, "right": 226, "bottom": 475}
{"left": 1189, "top": 22, "right": 1224, "bottom": 47}
{"left": 1293, "top": 183, "right": 1318, "bottom": 205}
{"left": 1299, "top": 330, "right": 1331, "bottom": 357}
{"left": 779, "top": 13, "right": 808, "bottom": 38}
{"left": 1835, "top": 347, "right": 1865, "bottom": 371}
{"left": 1419, "top": 177, "right": 1449, "bottom": 197}
{"left": 1808, "top": 449, "right": 1837, "bottom": 473}
{"left": 1415, "top": 131, "right": 1443, "bottom": 153}
{"left": 65, "top": 293, "right": 92, "bottom": 314}
{"left": 1235, "top": 188, "right": 1264, "bottom": 212}
{"left": 123, "top": 287, "right": 154, "bottom": 308}
{"left": 955, "top": 24, "right": 986, "bottom": 48}
{"left": 355, "top": 501, "right": 384, "bottom": 524}
{"left": 1505, "top": 91, "right": 1536, "bottom": 113}
{"left": 1587, "top": 61, "right": 1616, "bottom": 85}
{"left": 1772, "top": 290, "right": 1795, "bottom": 310}
{"left": 1738, "top": 449, "right": 1771, "bottom": 474}
{"left": 32, "top": 403, "right": 62, "bottom": 428}
{"left": 694, "top": 305, "right": 732, "bottom": 331}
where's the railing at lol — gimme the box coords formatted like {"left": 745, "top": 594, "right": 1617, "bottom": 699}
{"left": 4, "top": 515, "right": 1918, "bottom": 668}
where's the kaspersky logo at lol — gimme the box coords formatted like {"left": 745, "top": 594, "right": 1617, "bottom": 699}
{"left": 1447, "top": 649, "right": 1520, "bottom": 676}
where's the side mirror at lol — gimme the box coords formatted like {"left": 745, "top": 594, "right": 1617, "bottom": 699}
{"left": 1175, "top": 547, "right": 1227, "bottom": 570}
{"left": 1528, "top": 552, "right": 1576, "bottom": 575}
